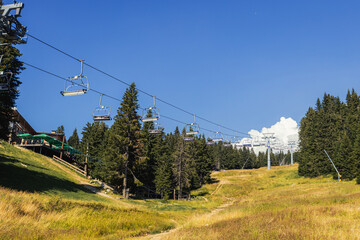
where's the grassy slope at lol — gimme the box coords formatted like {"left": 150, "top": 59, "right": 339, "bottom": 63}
{"left": 0, "top": 143, "right": 176, "bottom": 239}
{"left": 2, "top": 142, "right": 360, "bottom": 239}
{"left": 160, "top": 166, "right": 360, "bottom": 240}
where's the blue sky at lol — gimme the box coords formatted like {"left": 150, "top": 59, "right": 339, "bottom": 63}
{"left": 13, "top": 0, "right": 360, "bottom": 139}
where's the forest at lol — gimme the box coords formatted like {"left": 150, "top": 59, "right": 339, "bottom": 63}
{"left": 65, "top": 83, "right": 295, "bottom": 199}
{"left": 299, "top": 89, "right": 360, "bottom": 183}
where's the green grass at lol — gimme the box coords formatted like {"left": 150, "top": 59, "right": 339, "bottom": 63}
{"left": 0, "top": 142, "right": 105, "bottom": 202}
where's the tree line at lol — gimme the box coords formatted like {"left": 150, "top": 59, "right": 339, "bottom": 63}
{"left": 67, "top": 83, "right": 295, "bottom": 199}
{"left": 299, "top": 89, "right": 360, "bottom": 183}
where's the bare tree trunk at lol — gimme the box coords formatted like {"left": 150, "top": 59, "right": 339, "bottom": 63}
{"left": 123, "top": 146, "right": 129, "bottom": 198}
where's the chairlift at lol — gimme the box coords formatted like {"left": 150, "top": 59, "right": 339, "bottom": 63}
{"left": 148, "top": 122, "right": 164, "bottom": 135}
{"left": 93, "top": 94, "right": 111, "bottom": 121}
{"left": 222, "top": 136, "right": 232, "bottom": 147}
{"left": 0, "top": 70, "right": 12, "bottom": 93}
{"left": 0, "top": 3, "right": 27, "bottom": 44}
{"left": 142, "top": 96, "right": 160, "bottom": 122}
{"left": 206, "top": 139, "right": 215, "bottom": 145}
{"left": 185, "top": 114, "right": 200, "bottom": 136}
{"left": 61, "top": 60, "right": 89, "bottom": 96}
{"left": 211, "top": 126, "right": 223, "bottom": 142}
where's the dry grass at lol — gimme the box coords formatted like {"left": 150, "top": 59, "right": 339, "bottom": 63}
{"left": 159, "top": 166, "right": 360, "bottom": 240}
{"left": 0, "top": 187, "right": 175, "bottom": 239}
{"left": 2, "top": 141, "right": 360, "bottom": 239}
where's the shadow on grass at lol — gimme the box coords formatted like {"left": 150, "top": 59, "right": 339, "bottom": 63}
{"left": 0, "top": 153, "right": 49, "bottom": 171}
{"left": 0, "top": 154, "right": 93, "bottom": 194}
{"left": 208, "top": 178, "right": 220, "bottom": 184}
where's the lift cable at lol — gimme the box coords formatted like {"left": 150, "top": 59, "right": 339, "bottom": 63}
{"left": 26, "top": 34, "right": 249, "bottom": 136}
{"left": 25, "top": 61, "right": 240, "bottom": 137}
{"left": 23, "top": 62, "right": 122, "bottom": 102}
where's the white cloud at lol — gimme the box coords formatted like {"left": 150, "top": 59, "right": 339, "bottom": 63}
{"left": 239, "top": 117, "right": 299, "bottom": 153}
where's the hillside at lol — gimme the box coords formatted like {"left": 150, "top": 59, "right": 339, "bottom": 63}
{"left": 1, "top": 142, "right": 360, "bottom": 239}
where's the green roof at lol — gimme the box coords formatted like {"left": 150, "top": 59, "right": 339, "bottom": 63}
{"left": 17, "top": 133, "right": 82, "bottom": 155}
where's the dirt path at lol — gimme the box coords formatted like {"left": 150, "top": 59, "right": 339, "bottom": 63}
{"left": 139, "top": 182, "right": 236, "bottom": 240}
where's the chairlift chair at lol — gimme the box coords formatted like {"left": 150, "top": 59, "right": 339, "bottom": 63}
{"left": 61, "top": 60, "right": 89, "bottom": 96}
{"left": 93, "top": 94, "right": 111, "bottom": 121}
{"left": 185, "top": 114, "right": 200, "bottom": 136}
{"left": 142, "top": 96, "right": 160, "bottom": 122}
{"left": 211, "top": 130, "right": 223, "bottom": 142}
{"left": 206, "top": 139, "right": 215, "bottom": 145}
{"left": 223, "top": 142, "right": 232, "bottom": 147}
{"left": 0, "top": 70, "right": 12, "bottom": 93}
{"left": 0, "top": 3, "right": 27, "bottom": 44}
{"left": 148, "top": 122, "right": 164, "bottom": 135}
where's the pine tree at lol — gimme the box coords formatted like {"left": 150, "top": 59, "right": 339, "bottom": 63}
{"left": 68, "top": 128, "right": 80, "bottom": 149}
{"left": 0, "top": 29, "right": 24, "bottom": 140}
{"left": 105, "top": 83, "right": 141, "bottom": 197}
{"left": 353, "top": 125, "right": 360, "bottom": 184}
{"left": 137, "top": 109, "right": 161, "bottom": 188}
{"left": 56, "top": 125, "right": 65, "bottom": 134}
{"left": 335, "top": 132, "right": 353, "bottom": 180}
{"left": 81, "top": 122, "right": 107, "bottom": 159}
{"left": 172, "top": 130, "right": 190, "bottom": 199}
{"left": 154, "top": 134, "right": 174, "bottom": 199}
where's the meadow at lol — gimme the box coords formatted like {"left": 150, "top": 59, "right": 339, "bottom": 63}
{"left": 1, "top": 142, "right": 360, "bottom": 239}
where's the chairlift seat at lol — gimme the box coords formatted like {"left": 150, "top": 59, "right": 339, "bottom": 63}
{"left": 185, "top": 130, "right": 199, "bottom": 136}
{"left": 206, "top": 141, "right": 215, "bottom": 145}
{"left": 93, "top": 115, "right": 111, "bottom": 121}
{"left": 149, "top": 129, "right": 163, "bottom": 135}
{"left": 61, "top": 89, "right": 87, "bottom": 96}
{"left": 142, "top": 117, "right": 159, "bottom": 122}
{"left": 224, "top": 143, "right": 232, "bottom": 147}
{"left": 212, "top": 138, "right": 223, "bottom": 142}
{"left": 183, "top": 137, "right": 194, "bottom": 142}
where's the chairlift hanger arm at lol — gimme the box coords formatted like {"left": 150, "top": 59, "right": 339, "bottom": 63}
{"left": 0, "top": 3, "right": 24, "bottom": 17}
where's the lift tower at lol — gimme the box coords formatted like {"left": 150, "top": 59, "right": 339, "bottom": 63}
{"left": 262, "top": 133, "right": 275, "bottom": 170}
{"left": 288, "top": 140, "right": 296, "bottom": 165}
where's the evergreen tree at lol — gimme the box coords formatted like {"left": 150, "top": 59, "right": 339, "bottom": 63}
{"left": 0, "top": 29, "right": 24, "bottom": 140}
{"left": 335, "top": 132, "right": 353, "bottom": 180}
{"left": 154, "top": 138, "right": 173, "bottom": 199}
{"left": 68, "top": 128, "right": 80, "bottom": 149}
{"left": 81, "top": 122, "right": 107, "bottom": 159}
{"left": 56, "top": 125, "right": 65, "bottom": 134}
{"left": 172, "top": 130, "right": 190, "bottom": 199}
{"left": 137, "top": 109, "right": 161, "bottom": 188}
{"left": 105, "top": 83, "right": 141, "bottom": 197}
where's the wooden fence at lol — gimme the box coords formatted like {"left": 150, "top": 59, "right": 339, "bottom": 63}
{"left": 52, "top": 155, "right": 86, "bottom": 176}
